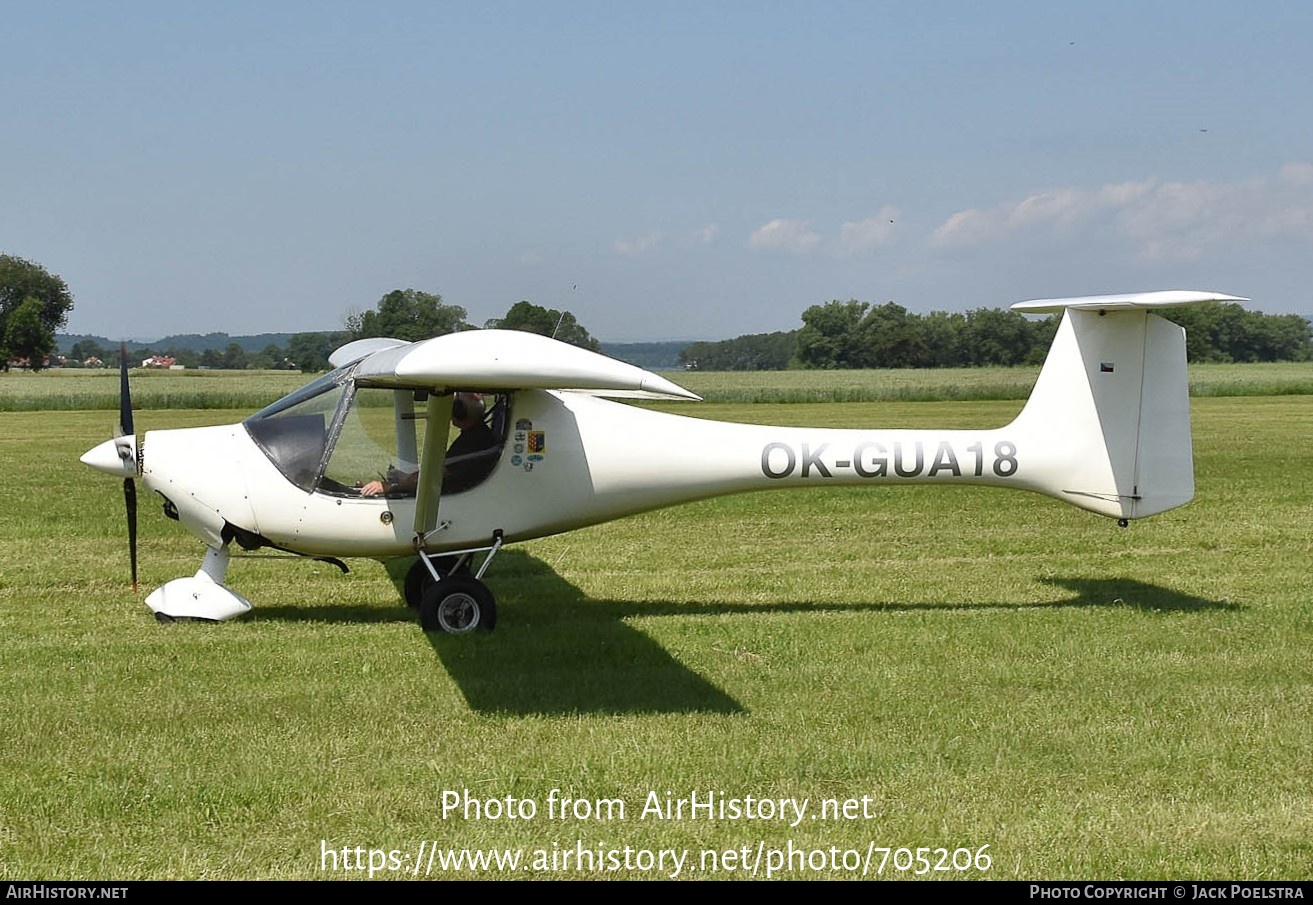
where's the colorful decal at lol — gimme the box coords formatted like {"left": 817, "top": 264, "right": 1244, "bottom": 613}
{"left": 513, "top": 443, "right": 524, "bottom": 454}
{"left": 511, "top": 455, "right": 523, "bottom": 466}
{"left": 527, "top": 431, "right": 546, "bottom": 454}
{"left": 515, "top": 418, "right": 533, "bottom": 431}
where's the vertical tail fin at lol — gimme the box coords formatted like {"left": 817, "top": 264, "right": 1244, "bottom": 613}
{"left": 1008, "top": 291, "right": 1246, "bottom": 520}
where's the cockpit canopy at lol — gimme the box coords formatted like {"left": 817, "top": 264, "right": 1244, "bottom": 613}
{"left": 243, "top": 362, "right": 507, "bottom": 496}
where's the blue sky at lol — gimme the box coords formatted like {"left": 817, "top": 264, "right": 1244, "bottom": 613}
{"left": 5, "top": 2, "right": 1312, "bottom": 342}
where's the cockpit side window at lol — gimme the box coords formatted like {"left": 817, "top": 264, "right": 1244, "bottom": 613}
{"left": 319, "top": 387, "right": 421, "bottom": 494}
{"left": 317, "top": 390, "right": 511, "bottom": 498}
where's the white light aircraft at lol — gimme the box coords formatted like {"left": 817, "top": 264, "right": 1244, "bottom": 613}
{"left": 81, "top": 290, "right": 1244, "bottom": 632}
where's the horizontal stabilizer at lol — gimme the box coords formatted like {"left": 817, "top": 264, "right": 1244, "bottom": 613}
{"left": 1011, "top": 290, "right": 1247, "bottom": 315}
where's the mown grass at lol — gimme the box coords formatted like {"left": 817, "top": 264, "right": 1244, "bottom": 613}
{"left": 3, "top": 360, "right": 1311, "bottom": 411}
{"left": 0, "top": 395, "right": 1311, "bottom": 879}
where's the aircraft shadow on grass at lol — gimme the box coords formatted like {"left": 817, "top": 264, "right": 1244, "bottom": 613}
{"left": 251, "top": 550, "right": 1236, "bottom": 717}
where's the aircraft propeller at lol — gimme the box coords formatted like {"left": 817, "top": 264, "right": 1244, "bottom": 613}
{"left": 79, "top": 345, "right": 148, "bottom": 593}
{"left": 116, "top": 343, "right": 138, "bottom": 592}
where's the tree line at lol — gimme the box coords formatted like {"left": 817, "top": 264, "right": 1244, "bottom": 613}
{"left": 8, "top": 249, "right": 1311, "bottom": 374}
{"left": 679, "top": 300, "right": 1313, "bottom": 370}
{"left": 56, "top": 290, "right": 602, "bottom": 373}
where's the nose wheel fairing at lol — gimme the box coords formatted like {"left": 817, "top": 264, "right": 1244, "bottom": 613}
{"left": 144, "top": 547, "right": 252, "bottom": 622}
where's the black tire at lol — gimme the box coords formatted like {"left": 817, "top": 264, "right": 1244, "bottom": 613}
{"left": 419, "top": 575, "right": 497, "bottom": 634}
{"left": 404, "top": 559, "right": 433, "bottom": 609}
{"left": 404, "top": 556, "right": 471, "bottom": 608}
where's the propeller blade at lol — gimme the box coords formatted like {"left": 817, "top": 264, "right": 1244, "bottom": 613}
{"left": 119, "top": 342, "right": 138, "bottom": 592}
{"left": 118, "top": 342, "right": 133, "bottom": 437}
{"left": 124, "top": 477, "right": 138, "bottom": 593}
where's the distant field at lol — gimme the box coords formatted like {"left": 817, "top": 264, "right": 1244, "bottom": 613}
{"left": 677, "top": 361, "right": 1313, "bottom": 403}
{"left": 1, "top": 394, "right": 1311, "bottom": 879}
{"left": 0, "top": 368, "right": 308, "bottom": 412}
{"left": 2, "top": 360, "right": 1311, "bottom": 411}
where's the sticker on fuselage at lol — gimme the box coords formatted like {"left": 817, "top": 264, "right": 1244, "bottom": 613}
{"left": 527, "top": 431, "right": 546, "bottom": 454}
{"left": 516, "top": 418, "right": 533, "bottom": 431}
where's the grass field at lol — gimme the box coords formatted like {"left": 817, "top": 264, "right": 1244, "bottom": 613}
{"left": 0, "top": 378, "right": 1311, "bottom": 879}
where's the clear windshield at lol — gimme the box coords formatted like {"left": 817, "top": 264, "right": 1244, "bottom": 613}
{"left": 243, "top": 366, "right": 354, "bottom": 492}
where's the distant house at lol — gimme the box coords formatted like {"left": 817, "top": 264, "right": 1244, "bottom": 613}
{"left": 142, "top": 355, "right": 178, "bottom": 369}
{"left": 83, "top": 356, "right": 105, "bottom": 368}
{"left": 6, "top": 355, "right": 54, "bottom": 370}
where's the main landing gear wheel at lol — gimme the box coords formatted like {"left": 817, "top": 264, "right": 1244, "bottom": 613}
{"left": 419, "top": 575, "right": 497, "bottom": 634}
{"left": 404, "top": 556, "right": 469, "bottom": 608}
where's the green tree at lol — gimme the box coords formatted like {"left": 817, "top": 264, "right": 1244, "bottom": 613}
{"left": 920, "top": 311, "right": 966, "bottom": 367}
{"left": 959, "top": 308, "right": 1035, "bottom": 366}
{"left": 245, "top": 344, "right": 283, "bottom": 370}
{"left": 1, "top": 255, "right": 73, "bottom": 370}
{"left": 288, "top": 332, "right": 336, "bottom": 372}
{"left": 486, "top": 300, "right": 601, "bottom": 352}
{"left": 165, "top": 347, "right": 200, "bottom": 369}
{"left": 347, "top": 289, "right": 469, "bottom": 342}
{"left": 796, "top": 300, "right": 869, "bottom": 369}
{"left": 69, "top": 339, "right": 107, "bottom": 365}
{"left": 679, "top": 331, "right": 798, "bottom": 371}
{"left": 221, "top": 343, "right": 248, "bottom": 370}
{"left": 4, "top": 297, "right": 55, "bottom": 370}
{"left": 1160, "top": 302, "right": 1313, "bottom": 363}
{"left": 857, "top": 302, "right": 930, "bottom": 368}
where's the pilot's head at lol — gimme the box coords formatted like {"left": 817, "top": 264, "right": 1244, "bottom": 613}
{"left": 451, "top": 392, "right": 485, "bottom": 429}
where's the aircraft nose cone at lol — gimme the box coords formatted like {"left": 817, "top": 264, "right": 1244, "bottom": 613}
{"left": 82, "top": 436, "right": 137, "bottom": 478}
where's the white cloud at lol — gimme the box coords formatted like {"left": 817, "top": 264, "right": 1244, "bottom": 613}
{"left": 931, "top": 208, "right": 991, "bottom": 248}
{"left": 613, "top": 233, "right": 662, "bottom": 256}
{"left": 692, "top": 224, "right": 720, "bottom": 245}
{"left": 1281, "top": 162, "right": 1313, "bottom": 186}
{"left": 835, "top": 207, "right": 900, "bottom": 257}
{"left": 1115, "top": 180, "right": 1235, "bottom": 261}
{"left": 931, "top": 166, "right": 1313, "bottom": 261}
{"left": 748, "top": 218, "right": 822, "bottom": 253}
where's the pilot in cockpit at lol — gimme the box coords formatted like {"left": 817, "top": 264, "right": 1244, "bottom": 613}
{"left": 360, "top": 392, "right": 495, "bottom": 497}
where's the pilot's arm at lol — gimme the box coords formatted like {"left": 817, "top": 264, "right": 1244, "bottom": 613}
{"left": 360, "top": 469, "right": 418, "bottom": 497}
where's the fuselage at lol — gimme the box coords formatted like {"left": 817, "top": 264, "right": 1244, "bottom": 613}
{"left": 135, "top": 388, "right": 1053, "bottom": 562}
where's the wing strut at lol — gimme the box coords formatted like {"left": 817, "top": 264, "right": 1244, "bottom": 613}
{"left": 412, "top": 394, "right": 453, "bottom": 550}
